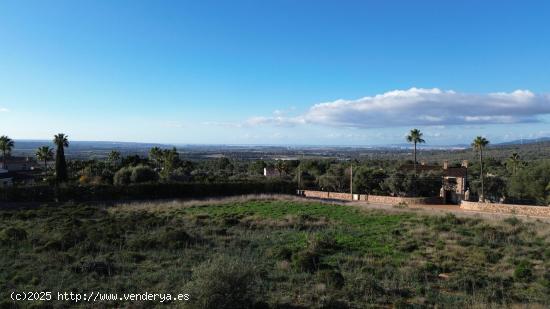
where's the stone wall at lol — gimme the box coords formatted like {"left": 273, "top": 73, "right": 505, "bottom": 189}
{"left": 328, "top": 192, "right": 353, "bottom": 200}
{"left": 300, "top": 190, "right": 329, "bottom": 199}
{"left": 366, "top": 195, "right": 428, "bottom": 205}
{"left": 460, "top": 201, "right": 550, "bottom": 217}
{"left": 300, "top": 190, "right": 441, "bottom": 205}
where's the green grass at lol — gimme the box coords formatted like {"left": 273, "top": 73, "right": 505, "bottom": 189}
{"left": 1, "top": 198, "right": 550, "bottom": 308}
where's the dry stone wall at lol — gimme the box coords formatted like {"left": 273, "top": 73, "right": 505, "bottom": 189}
{"left": 300, "top": 190, "right": 441, "bottom": 205}
{"left": 460, "top": 201, "right": 550, "bottom": 217}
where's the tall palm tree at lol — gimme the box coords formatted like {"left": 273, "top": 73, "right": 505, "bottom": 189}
{"left": 36, "top": 146, "right": 54, "bottom": 171}
{"left": 471, "top": 136, "right": 490, "bottom": 202}
{"left": 0, "top": 135, "right": 14, "bottom": 169}
{"left": 506, "top": 152, "right": 521, "bottom": 175}
{"left": 53, "top": 133, "right": 69, "bottom": 182}
{"left": 406, "top": 129, "right": 425, "bottom": 173}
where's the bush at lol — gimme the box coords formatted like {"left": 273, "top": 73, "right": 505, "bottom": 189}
{"left": 184, "top": 255, "right": 262, "bottom": 309}
{"left": 317, "top": 269, "right": 345, "bottom": 289}
{"left": 0, "top": 227, "right": 27, "bottom": 244}
{"left": 514, "top": 260, "right": 533, "bottom": 281}
{"left": 292, "top": 250, "right": 321, "bottom": 273}
{"left": 0, "top": 180, "right": 296, "bottom": 202}
{"left": 113, "top": 167, "right": 132, "bottom": 186}
{"left": 130, "top": 165, "right": 159, "bottom": 183}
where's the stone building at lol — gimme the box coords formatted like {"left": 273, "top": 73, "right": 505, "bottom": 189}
{"left": 400, "top": 160, "right": 469, "bottom": 204}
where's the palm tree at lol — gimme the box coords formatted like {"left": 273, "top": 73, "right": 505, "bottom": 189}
{"left": 406, "top": 129, "right": 425, "bottom": 173}
{"left": 471, "top": 136, "right": 490, "bottom": 202}
{"left": 506, "top": 152, "right": 522, "bottom": 175}
{"left": 36, "top": 146, "right": 54, "bottom": 171}
{"left": 53, "top": 133, "right": 69, "bottom": 182}
{"left": 0, "top": 135, "right": 14, "bottom": 169}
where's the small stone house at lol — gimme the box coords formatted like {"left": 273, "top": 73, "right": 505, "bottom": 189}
{"left": 400, "top": 160, "right": 469, "bottom": 204}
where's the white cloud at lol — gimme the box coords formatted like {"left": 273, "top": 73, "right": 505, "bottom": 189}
{"left": 161, "top": 121, "right": 186, "bottom": 128}
{"left": 246, "top": 88, "right": 550, "bottom": 128}
{"left": 0, "top": 107, "right": 9, "bottom": 113}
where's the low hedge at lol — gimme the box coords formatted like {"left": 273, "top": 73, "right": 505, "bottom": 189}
{"left": 0, "top": 180, "right": 296, "bottom": 203}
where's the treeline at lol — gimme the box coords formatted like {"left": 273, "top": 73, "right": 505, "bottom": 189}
{"left": 2, "top": 132, "right": 550, "bottom": 205}
{"left": 6, "top": 148, "right": 550, "bottom": 205}
{"left": 0, "top": 181, "right": 295, "bottom": 203}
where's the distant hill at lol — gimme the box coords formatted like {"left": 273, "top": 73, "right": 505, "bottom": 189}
{"left": 495, "top": 137, "right": 550, "bottom": 146}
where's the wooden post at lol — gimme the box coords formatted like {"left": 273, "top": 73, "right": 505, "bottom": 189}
{"left": 350, "top": 164, "right": 353, "bottom": 199}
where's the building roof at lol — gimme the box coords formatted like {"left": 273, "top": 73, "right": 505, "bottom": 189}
{"left": 444, "top": 168, "right": 467, "bottom": 177}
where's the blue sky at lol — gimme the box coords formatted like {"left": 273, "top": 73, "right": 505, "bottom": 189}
{"left": 1, "top": 0, "right": 549, "bottom": 145}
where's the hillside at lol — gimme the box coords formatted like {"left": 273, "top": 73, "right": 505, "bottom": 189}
{"left": 2, "top": 197, "right": 550, "bottom": 308}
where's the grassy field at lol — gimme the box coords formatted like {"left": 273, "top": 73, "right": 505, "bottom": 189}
{"left": 2, "top": 196, "right": 550, "bottom": 308}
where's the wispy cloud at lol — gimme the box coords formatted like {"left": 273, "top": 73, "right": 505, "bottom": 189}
{"left": 245, "top": 88, "right": 550, "bottom": 128}
{"left": 161, "top": 121, "right": 186, "bottom": 128}
{"left": 0, "top": 107, "right": 9, "bottom": 113}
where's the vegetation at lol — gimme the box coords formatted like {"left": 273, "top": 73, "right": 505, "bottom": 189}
{"left": 54, "top": 133, "right": 69, "bottom": 183}
{"left": 472, "top": 136, "right": 490, "bottom": 202}
{"left": 1, "top": 130, "right": 549, "bottom": 205}
{"left": 406, "top": 128, "right": 425, "bottom": 173}
{"left": 2, "top": 198, "right": 550, "bottom": 307}
{"left": 0, "top": 135, "right": 14, "bottom": 169}
{"left": 35, "top": 146, "right": 54, "bottom": 171}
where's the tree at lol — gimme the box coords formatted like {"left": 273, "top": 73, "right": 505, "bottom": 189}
{"left": 130, "top": 165, "right": 159, "bottom": 183}
{"left": 406, "top": 129, "right": 425, "bottom": 173}
{"left": 318, "top": 164, "right": 348, "bottom": 192}
{"left": 54, "top": 133, "right": 69, "bottom": 182}
{"left": 35, "top": 146, "right": 54, "bottom": 171}
{"left": 160, "top": 147, "right": 181, "bottom": 179}
{"left": 275, "top": 160, "right": 288, "bottom": 177}
{"left": 507, "top": 160, "right": 550, "bottom": 205}
{"left": 506, "top": 152, "right": 522, "bottom": 175}
{"left": 248, "top": 160, "right": 267, "bottom": 175}
{"left": 149, "top": 147, "right": 163, "bottom": 168}
{"left": 353, "top": 166, "right": 388, "bottom": 195}
{"left": 471, "top": 136, "right": 490, "bottom": 202}
{"left": 0, "top": 135, "right": 14, "bottom": 169}
{"left": 108, "top": 150, "right": 121, "bottom": 167}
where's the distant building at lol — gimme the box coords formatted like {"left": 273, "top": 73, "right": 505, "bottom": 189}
{"left": 400, "top": 160, "right": 468, "bottom": 204}
{"left": 2, "top": 157, "right": 42, "bottom": 186}
{"left": 0, "top": 168, "right": 13, "bottom": 188}
{"left": 3, "top": 157, "right": 36, "bottom": 172}
{"left": 263, "top": 167, "right": 279, "bottom": 177}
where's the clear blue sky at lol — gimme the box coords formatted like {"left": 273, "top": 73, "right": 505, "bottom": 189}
{"left": 1, "top": 0, "right": 549, "bottom": 145}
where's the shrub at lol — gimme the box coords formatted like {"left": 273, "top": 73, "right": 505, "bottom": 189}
{"left": 291, "top": 249, "right": 321, "bottom": 273}
{"left": 317, "top": 269, "right": 345, "bottom": 289}
{"left": 130, "top": 165, "right": 158, "bottom": 183}
{"left": 113, "top": 167, "right": 132, "bottom": 186}
{"left": 514, "top": 260, "right": 533, "bottom": 281}
{"left": 0, "top": 227, "right": 27, "bottom": 245}
{"left": 184, "top": 255, "right": 262, "bottom": 309}
{"left": 72, "top": 260, "right": 115, "bottom": 277}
